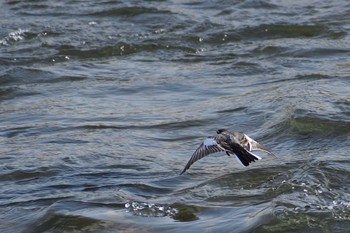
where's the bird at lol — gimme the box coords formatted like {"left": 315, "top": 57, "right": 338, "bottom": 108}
{"left": 180, "top": 129, "right": 275, "bottom": 174}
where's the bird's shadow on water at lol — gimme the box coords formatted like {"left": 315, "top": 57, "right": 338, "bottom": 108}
{"left": 175, "top": 166, "right": 291, "bottom": 202}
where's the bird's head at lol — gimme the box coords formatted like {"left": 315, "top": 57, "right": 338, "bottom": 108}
{"left": 216, "top": 128, "right": 227, "bottom": 134}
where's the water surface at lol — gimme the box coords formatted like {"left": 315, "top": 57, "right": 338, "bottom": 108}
{"left": 1, "top": 1, "right": 350, "bottom": 232}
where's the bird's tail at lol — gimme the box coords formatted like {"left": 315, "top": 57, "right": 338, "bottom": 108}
{"left": 234, "top": 147, "right": 261, "bottom": 167}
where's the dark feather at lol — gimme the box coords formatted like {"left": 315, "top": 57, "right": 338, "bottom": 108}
{"left": 180, "top": 139, "right": 223, "bottom": 175}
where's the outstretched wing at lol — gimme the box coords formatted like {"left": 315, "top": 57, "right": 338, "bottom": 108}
{"left": 180, "top": 137, "right": 224, "bottom": 174}
{"left": 242, "top": 134, "right": 276, "bottom": 157}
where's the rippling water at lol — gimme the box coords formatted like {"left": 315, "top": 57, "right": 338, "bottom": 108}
{"left": 1, "top": 1, "right": 350, "bottom": 232}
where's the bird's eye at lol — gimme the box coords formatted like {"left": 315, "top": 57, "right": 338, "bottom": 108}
{"left": 217, "top": 129, "right": 226, "bottom": 134}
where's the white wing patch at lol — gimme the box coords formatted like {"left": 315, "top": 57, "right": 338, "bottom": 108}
{"left": 203, "top": 137, "right": 227, "bottom": 152}
{"left": 203, "top": 137, "right": 217, "bottom": 147}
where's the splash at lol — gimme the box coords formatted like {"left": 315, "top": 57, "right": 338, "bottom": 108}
{"left": 0, "top": 28, "right": 29, "bottom": 45}
{"left": 125, "top": 201, "right": 178, "bottom": 217}
{"left": 273, "top": 178, "right": 350, "bottom": 220}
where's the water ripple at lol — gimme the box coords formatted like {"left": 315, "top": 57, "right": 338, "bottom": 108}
{"left": 1, "top": 0, "right": 350, "bottom": 232}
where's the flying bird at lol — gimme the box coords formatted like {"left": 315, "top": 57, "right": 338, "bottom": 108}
{"left": 180, "top": 129, "right": 275, "bottom": 174}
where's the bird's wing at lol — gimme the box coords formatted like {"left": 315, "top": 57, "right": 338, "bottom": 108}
{"left": 243, "top": 134, "right": 276, "bottom": 157}
{"left": 180, "top": 137, "right": 224, "bottom": 174}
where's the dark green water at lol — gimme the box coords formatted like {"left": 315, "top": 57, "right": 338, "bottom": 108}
{"left": 1, "top": 1, "right": 350, "bottom": 232}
